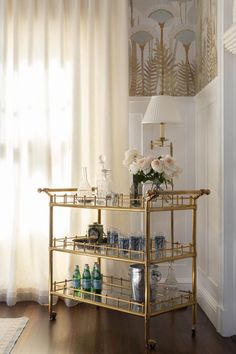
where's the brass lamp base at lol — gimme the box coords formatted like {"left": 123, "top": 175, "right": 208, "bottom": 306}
{"left": 151, "top": 137, "right": 168, "bottom": 149}
{"left": 150, "top": 139, "right": 173, "bottom": 156}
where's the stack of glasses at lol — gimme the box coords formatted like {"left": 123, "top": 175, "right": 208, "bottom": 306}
{"left": 107, "top": 229, "right": 166, "bottom": 260}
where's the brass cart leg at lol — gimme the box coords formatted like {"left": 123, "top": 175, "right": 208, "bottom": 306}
{"left": 144, "top": 202, "right": 157, "bottom": 352}
{"left": 145, "top": 316, "right": 150, "bottom": 349}
{"left": 49, "top": 204, "right": 56, "bottom": 321}
{"left": 192, "top": 304, "right": 196, "bottom": 336}
{"left": 192, "top": 255, "right": 197, "bottom": 335}
{"left": 96, "top": 208, "right": 101, "bottom": 310}
{"left": 192, "top": 207, "right": 197, "bottom": 335}
{"left": 49, "top": 250, "right": 56, "bottom": 321}
{"left": 145, "top": 317, "right": 157, "bottom": 352}
{"left": 49, "top": 296, "right": 56, "bottom": 320}
{"left": 97, "top": 208, "right": 101, "bottom": 268}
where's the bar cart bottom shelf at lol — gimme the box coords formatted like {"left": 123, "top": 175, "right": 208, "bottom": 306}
{"left": 49, "top": 277, "right": 194, "bottom": 318}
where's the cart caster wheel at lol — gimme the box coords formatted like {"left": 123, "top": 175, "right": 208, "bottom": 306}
{"left": 146, "top": 339, "right": 157, "bottom": 351}
{"left": 49, "top": 312, "right": 57, "bottom": 320}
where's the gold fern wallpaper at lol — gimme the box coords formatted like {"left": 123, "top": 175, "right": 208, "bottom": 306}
{"left": 129, "top": 0, "right": 217, "bottom": 97}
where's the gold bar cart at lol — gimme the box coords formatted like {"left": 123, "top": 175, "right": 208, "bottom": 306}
{"left": 38, "top": 187, "right": 210, "bottom": 352}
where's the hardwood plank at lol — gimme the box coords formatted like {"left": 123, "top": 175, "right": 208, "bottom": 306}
{"left": 0, "top": 301, "right": 235, "bottom": 354}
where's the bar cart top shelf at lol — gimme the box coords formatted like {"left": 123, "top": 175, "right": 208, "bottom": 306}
{"left": 38, "top": 188, "right": 210, "bottom": 211}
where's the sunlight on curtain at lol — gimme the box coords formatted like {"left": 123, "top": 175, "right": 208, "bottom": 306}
{"left": 0, "top": 0, "right": 128, "bottom": 305}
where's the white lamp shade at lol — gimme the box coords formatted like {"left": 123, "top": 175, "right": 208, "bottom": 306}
{"left": 142, "top": 95, "right": 182, "bottom": 124}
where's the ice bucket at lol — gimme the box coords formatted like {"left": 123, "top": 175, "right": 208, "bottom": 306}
{"left": 129, "top": 264, "right": 161, "bottom": 303}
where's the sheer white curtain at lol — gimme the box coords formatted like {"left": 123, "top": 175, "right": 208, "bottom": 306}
{"left": 0, "top": 0, "right": 128, "bottom": 305}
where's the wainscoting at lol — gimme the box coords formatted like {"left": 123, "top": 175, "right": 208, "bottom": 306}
{"left": 128, "top": 68, "right": 235, "bottom": 337}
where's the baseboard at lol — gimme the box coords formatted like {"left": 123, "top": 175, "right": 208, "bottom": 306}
{"left": 197, "top": 284, "right": 218, "bottom": 328}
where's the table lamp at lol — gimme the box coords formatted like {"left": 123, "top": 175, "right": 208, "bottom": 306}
{"left": 142, "top": 95, "right": 182, "bottom": 155}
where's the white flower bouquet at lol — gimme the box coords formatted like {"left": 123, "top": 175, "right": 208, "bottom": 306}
{"left": 123, "top": 149, "right": 182, "bottom": 189}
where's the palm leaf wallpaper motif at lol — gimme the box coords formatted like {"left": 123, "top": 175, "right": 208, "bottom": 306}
{"left": 143, "top": 55, "right": 159, "bottom": 96}
{"left": 196, "top": 0, "right": 217, "bottom": 91}
{"left": 129, "top": 0, "right": 217, "bottom": 97}
{"left": 152, "top": 40, "right": 177, "bottom": 96}
{"left": 176, "top": 60, "right": 196, "bottom": 96}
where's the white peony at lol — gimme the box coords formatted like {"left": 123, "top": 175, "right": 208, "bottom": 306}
{"left": 163, "top": 164, "right": 182, "bottom": 179}
{"left": 129, "top": 161, "right": 141, "bottom": 175}
{"left": 137, "top": 156, "right": 153, "bottom": 174}
{"left": 123, "top": 149, "right": 143, "bottom": 167}
{"left": 123, "top": 148, "right": 182, "bottom": 186}
{"left": 163, "top": 154, "right": 176, "bottom": 171}
{"left": 151, "top": 158, "right": 164, "bottom": 173}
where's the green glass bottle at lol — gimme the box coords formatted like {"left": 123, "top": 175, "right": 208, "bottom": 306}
{"left": 92, "top": 263, "right": 102, "bottom": 294}
{"left": 72, "top": 265, "right": 81, "bottom": 296}
{"left": 91, "top": 262, "right": 96, "bottom": 292}
{"left": 82, "top": 264, "right": 91, "bottom": 292}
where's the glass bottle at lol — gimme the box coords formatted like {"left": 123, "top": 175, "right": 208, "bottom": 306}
{"left": 130, "top": 177, "right": 142, "bottom": 207}
{"left": 96, "top": 169, "right": 111, "bottom": 201}
{"left": 164, "top": 262, "right": 178, "bottom": 297}
{"left": 92, "top": 262, "right": 102, "bottom": 294}
{"left": 82, "top": 264, "right": 91, "bottom": 292}
{"left": 77, "top": 167, "right": 92, "bottom": 202}
{"left": 91, "top": 263, "right": 95, "bottom": 292}
{"left": 96, "top": 155, "right": 112, "bottom": 204}
{"left": 72, "top": 265, "right": 81, "bottom": 296}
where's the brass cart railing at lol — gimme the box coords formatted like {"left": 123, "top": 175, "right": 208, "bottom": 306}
{"left": 51, "top": 276, "right": 193, "bottom": 317}
{"left": 38, "top": 187, "right": 210, "bottom": 352}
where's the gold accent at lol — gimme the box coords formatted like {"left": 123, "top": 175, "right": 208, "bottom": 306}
{"left": 176, "top": 43, "right": 196, "bottom": 96}
{"left": 160, "top": 22, "right": 165, "bottom": 96}
{"left": 50, "top": 235, "right": 195, "bottom": 264}
{"left": 197, "top": 1, "right": 217, "bottom": 93}
{"left": 50, "top": 277, "right": 193, "bottom": 318}
{"left": 39, "top": 187, "right": 210, "bottom": 348}
{"left": 151, "top": 138, "right": 173, "bottom": 154}
{"left": 192, "top": 207, "right": 197, "bottom": 331}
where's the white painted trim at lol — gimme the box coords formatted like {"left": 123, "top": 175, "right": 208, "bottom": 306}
{"left": 129, "top": 97, "right": 150, "bottom": 115}
{"left": 217, "top": 0, "right": 226, "bottom": 337}
{"left": 194, "top": 5, "right": 223, "bottom": 330}
{"left": 194, "top": 0, "right": 236, "bottom": 337}
{"left": 129, "top": 96, "right": 151, "bottom": 100}
{"left": 194, "top": 77, "right": 219, "bottom": 112}
{"left": 197, "top": 284, "right": 218, "bottom": 327}
{"left": 219, "top": 0, "right": 236, "bottom": 337}
{"left": 129, "top": 96, "right": 194, "bottom": 114}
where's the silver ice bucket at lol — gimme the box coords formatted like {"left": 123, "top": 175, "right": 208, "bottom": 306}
{"left": 129, "top": 264, "right": 161, "bottom": 303}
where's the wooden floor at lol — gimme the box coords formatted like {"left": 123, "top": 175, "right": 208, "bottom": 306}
{"left": 0, "top": 300, "right": 235, "bottom": 354}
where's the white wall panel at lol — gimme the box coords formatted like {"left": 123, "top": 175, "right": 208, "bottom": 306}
{"left": 221, "top": 0, "right": 236, "bottom": 332}
{"left": 195, "top": 77, "right": 221, "bottom": 329}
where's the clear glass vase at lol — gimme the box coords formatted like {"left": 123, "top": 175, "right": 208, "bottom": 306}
{"left": 130, "top": 178, "right": 142, "bottom": 207}
{"left": 164, "top": 262, "right": 178, "bottom": 298}
{"left": 77, "top": 167, "right": 93, "bottom": 203}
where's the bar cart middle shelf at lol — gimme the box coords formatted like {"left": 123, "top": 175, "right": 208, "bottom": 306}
{"left": 38, "top": 187, "right": 210, "bottom": 352}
